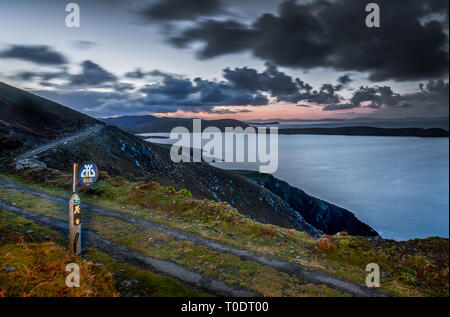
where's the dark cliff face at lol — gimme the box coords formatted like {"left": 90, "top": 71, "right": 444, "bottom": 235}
{"left": 236, "top": 171, "right": 378, "bottom": 237}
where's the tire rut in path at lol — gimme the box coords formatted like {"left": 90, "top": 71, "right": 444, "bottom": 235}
{"left": 0, "top": 178, "right": 388, "bottom": 297}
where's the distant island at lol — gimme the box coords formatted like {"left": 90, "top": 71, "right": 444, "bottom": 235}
{"left": 101, "top": 115, "right": 249, "bottom": 133}
{"left": 277, "top": 126, "right": 449, "bottom": 138}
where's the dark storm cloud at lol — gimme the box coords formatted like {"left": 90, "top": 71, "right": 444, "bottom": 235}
{"left": 78, "top": 62, "right": 351, "bottom": 115}
{"left": 337, "top": 75, "right": 352, "bottom": 85}
{"left": 11, "top": 60, "right": 120, "bottom": 89}
{"left": 169, "top": 0, "right": 449, "bottom": 81}
{"left": 322, "top": 103, "right": 359, "bottom": 111}
{"left": 136, "top": 71, "right": 269, "bottom": 110}
{"left": 70, "top": 60, "right": 117, "bottom": 86}
{"left": 421, "top": 79, "right": 450, "bottom": 96}
{"left": 194, "top": 77, "right": 268, "bottom": 106}
{"left": 0, "top": 45, "right": 68, "bottom": 65}
{"left": 350, "top": 86, "right": 401, "bottom": 109}
{"left": 139, "top": 0, "right": 223, "bottom": 22}
{"left": 223, "top": 62, "right": 301, "bottom": 99}
{"left": 323, "top": 80, "right": 449, "bottom": 112}
{"left": 141, "top": 75, "right": 197, "bottom": 97}
{"left": 33, "top": 89, "right": 127, "bottom": 115}
{"left": 10, "top": 69, "right": 68, "bottom": 82}
{"left": 223, "top": 62, "right": 342, "bottom": 104}
{"left": 171, "top": 19, "right": 253, "bottom": 57}
{"left": 23, "top": 61, "right": 347, "bottom": 115}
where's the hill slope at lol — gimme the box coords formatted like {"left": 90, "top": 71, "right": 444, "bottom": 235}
{"left": 101, "top": 115, "right": 249, "bottom": 133}
{"left": 0, "top": 82, "right": 377, "bottom": 237}
{"left": 0, "top": 82, "right": 102, "bottom": 155}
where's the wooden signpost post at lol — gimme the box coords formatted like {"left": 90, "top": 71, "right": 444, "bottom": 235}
{"left": 69, "top": 163, "right": 81, "bottom": 255}
{"left": 69, "top": 162, "right": 98, "bottom": 256}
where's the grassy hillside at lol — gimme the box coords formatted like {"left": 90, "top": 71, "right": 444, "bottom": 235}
{"left": 1, "top": 167, "right": 448, "bottom": 297}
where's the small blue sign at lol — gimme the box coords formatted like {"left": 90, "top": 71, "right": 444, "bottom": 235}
{"left": 77, "top": 162, "right": 98, "bottom": 186}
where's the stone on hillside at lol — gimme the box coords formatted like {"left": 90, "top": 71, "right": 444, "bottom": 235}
{"left": 11, "top": 158, "right": 46, "bottom": 171}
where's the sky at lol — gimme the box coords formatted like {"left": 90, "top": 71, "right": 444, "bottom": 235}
{"left": 0, "top": 0, "right": 448, "bottom": 120}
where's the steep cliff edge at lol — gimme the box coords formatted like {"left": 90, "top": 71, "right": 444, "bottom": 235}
{"left": 234, "top": 170, "right": 378, "bottom": 237}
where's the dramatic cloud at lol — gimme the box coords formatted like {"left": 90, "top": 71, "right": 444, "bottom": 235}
{"left": 0, "top": 45, "right": 68, "bottom": 65}
{"left": 323, "top": 80, "right": 449, "bottom": 114}
{"left": 222, "top": 61, "right": 341, "bottom": 104}
{"left": 73, "top": 62, "right": 352, "bottom": 116}
{"left": 169, "top": 0, "right": 449, "bottom": 81}
{"left": 10, "top": 69, "right": 68, "bottom": 82}
{"left": 136, "top": 71, "right": 269, "bottom": 110}
{"left": 69, "top": 60, "right": 117, "bottom": 86}
{"left": 12, "top": 60, "right": 118, "bottom": 88}
{"left": 335, "top": 74, "right": 352, "bottom": 91}
{"left": 337, "top": 75, "right": 352, "bottom": 86}
{"left": 33, "top": 89, "right": 128, "bottom": 116}
{"left": 14, "top": 55, "right": 448, "bottom": 118}
{"left": 139, "top": 0, "right": 223, "bottom": 22}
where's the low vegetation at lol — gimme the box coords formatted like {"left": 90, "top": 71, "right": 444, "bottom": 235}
{"left": 0, "top": 209, "right": 206, "bottom": 297}
{"left": 0, "top": 210, "right": 116, "bottom": 297}
{"left": 0, "top": 167, "right": 448, "bottom": 296}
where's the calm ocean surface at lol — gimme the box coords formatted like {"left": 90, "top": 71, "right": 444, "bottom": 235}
{"left": 143, "top": 133, "right": 449, "bottom": 240}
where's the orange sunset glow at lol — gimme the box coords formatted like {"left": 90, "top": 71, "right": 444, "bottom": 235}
{"left": 151, "top": 102, "right": 374, "bottom": 120}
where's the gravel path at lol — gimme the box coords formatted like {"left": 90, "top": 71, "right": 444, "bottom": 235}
{"left": 16, "top": 126, "right": 103, "bottom": 160}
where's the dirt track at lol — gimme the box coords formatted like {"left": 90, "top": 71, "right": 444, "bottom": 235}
{"left": 16, "top": 126, "right": 103, "bottom": 160}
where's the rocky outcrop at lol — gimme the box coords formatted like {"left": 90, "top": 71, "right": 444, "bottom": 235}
{"left": 10, "top": 158, "right": 47, "bottom": 170}
{"left": 237, "top": 171, "right": 378, "bottom": 237}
